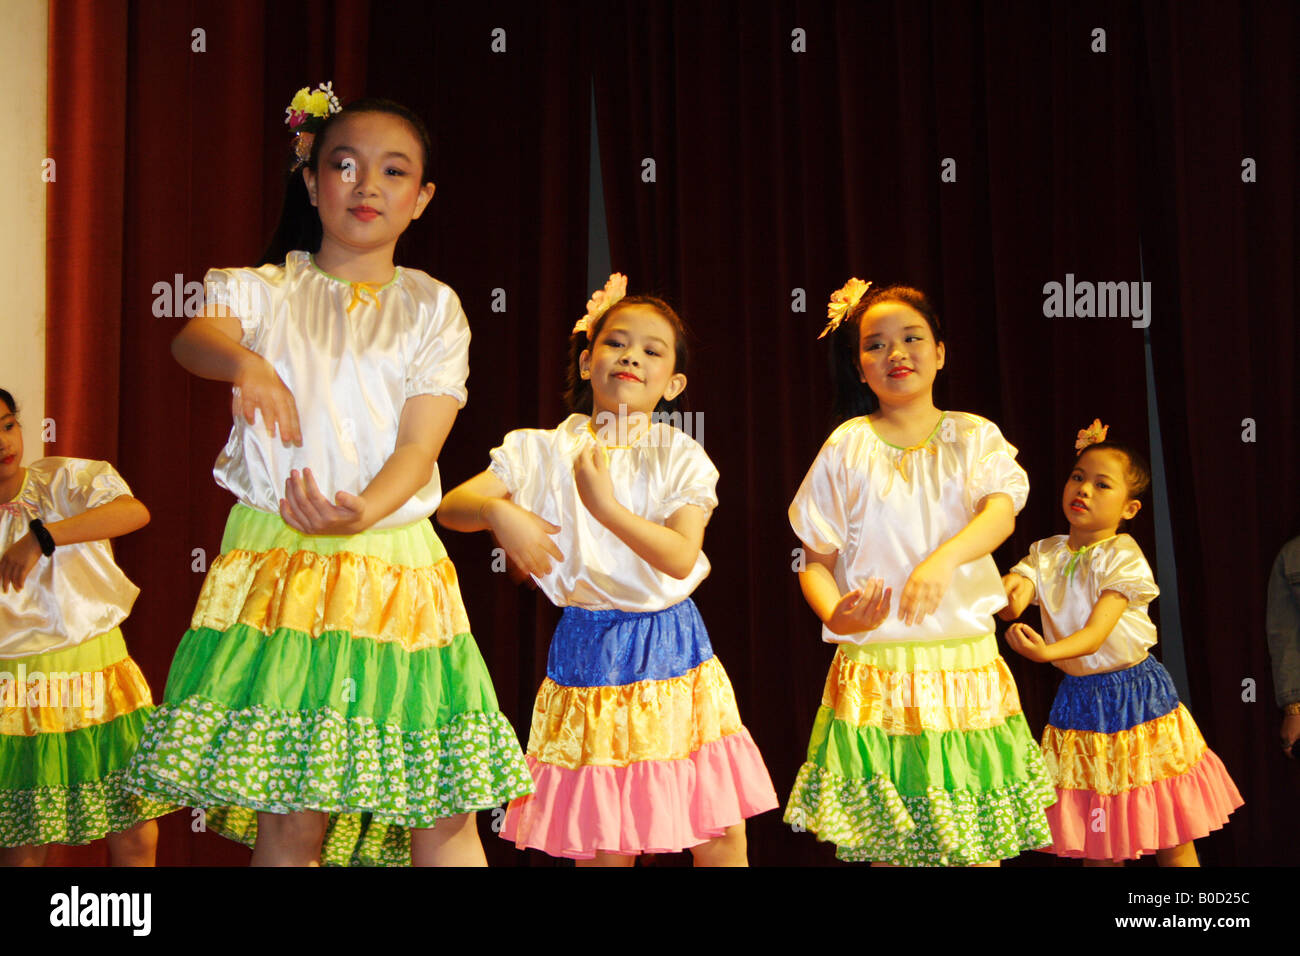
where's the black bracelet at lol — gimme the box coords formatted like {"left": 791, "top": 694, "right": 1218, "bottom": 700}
{"left": 28, "top": 518, "right": 55, "bottom": 557}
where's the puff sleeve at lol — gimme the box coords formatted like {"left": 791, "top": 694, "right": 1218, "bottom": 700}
{"left": 1095, "top": 536, "right": 1160, "bottom": 607}
{"left": 488, "top": 429, "right": 534, "bottom": 497}
{"left": 203, "top": 267, "right": 272, "bottom": 347}
{"left": 789, "top": 440, "right": 850, "bottom": 556}
{"left": 964, "top": 419, "right": 1030, "bottom": 515}
{"left": 52, "top": 459, "right": 133, "bottom": 516}
{"left": 653, "top": 439, "right": 719, "bottom": 523}
{"left": 404, "top": 290, "right": 470, "bottom": 407}
{"left": 1008, "top": 541, "right": 1041, "bottom": 606}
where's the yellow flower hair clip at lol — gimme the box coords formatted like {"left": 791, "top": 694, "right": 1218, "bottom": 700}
{"left": 1074, "top": 418, "right": 1109, "bottom": 451}
{"left": 572, "top": 273, "right": 628, "bottom": 336}
{"left": 819, "top": 277, "right": 872, "bottom": 339}
{"left": 284, "top": 81, "right": 343, "bottom": 169}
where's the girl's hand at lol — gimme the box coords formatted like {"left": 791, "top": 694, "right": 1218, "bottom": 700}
{"left": 1005, "top": 622, "right": 1053, "bottom": 663}
{"left": 898, "top": 553, "right": 955, "bottom": 626}
{"left": 0, "top": 533, "right": 43, "bottom": 592}
{"left": 574, "top": 444, "right": 618, "bottom": 523}
{"left": 1281, "top": 714, "right": 1300, "bottom": 759}
{"left": 234, "top": 355, "right": 302, "bottom": 447}
{"left": 998, "top": 573, "right": 1034, "bottom": 621}
{"left": 824, "top": 578, "right": 893, "bottom": 637}
{"left": 484, "top": 499, "right": 564, "bottom": 578}
{"left": 280, "top": 468, "right": 369, "bottom": 535}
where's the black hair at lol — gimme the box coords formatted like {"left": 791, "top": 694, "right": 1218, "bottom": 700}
{"left": 0, "top": 388, "right": 15, "bottom": 416}
{"left": 1072, "top": 440, "right": 1152, "bottom": 500}
{"left": 260, "top": 97, "right": 435, "bottom": 266}
{"left": 828, "top": 284, "right": 945, "bottom": 428}
{"left": 564, "top": 295, "right": 691, "bottom": 417}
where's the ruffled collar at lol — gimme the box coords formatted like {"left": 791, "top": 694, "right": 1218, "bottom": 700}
{"left": 1060, "top": 534, "right": 1119, "bottom": 580}
{"left": 294, "top": 251, "right": 403, "bottom": 313}
{"left": 866, "top": 411, "right": 947, "bottom": 487}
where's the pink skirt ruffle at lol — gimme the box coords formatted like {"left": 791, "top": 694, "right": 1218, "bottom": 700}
{"left": 1045, "top": 749, "right": 1244, "bottom": 860}
{"left": 501, "top": 730, "right": 779, "bottom": 859}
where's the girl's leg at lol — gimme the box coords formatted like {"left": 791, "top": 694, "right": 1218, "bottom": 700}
{"left": 106, "top": 819, "right": 158, "bottom": 867}
{"left": 0, "top": 844, "right": 49, "bottom": 866}
{"left": 410, "top": 812, "right": 487, "bottom": 867}
{"left": 689, "top": 823, "right": 748, "bottom": 867}
{"left": 250, "top": 810, "right": 329, "bottom": 867}
{"left": 1083, "top": 858, "right": 1126, "bottom": 867}
{"left": 575, "top": 851, "right": 636, "bottom": 867}
{"left": 1156, "top": 841, "right": 1199, "bottom": 867}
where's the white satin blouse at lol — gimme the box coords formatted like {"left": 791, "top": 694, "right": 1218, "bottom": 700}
{"left": 208, "top": 250, "right": 470, "bottom": 529}
{"left": 789, "top": 411, "right": 1029, "bottom": 645}
{"left": 488, "top": 414, "right": 718, "bottom": 611}
{"left": 1009, "top": 533, "right": 1160, "bottom": 676}
{"left": 0, "top": 458, "right": 141, "bottom": 658}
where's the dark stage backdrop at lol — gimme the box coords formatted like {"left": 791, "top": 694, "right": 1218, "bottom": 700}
{"left": 41, "top": 0, "right": 1298, "bottom": 866}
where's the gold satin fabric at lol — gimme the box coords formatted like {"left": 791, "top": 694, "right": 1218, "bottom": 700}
{"left": 192, "top": 547, "right": 470, "bottom": 651}
{"left": 528, "top": 658, "right": 743, "bottom": 769}
{"left": 0, "top": 656, "right": 152, "bottom": 735}
{"left": 1043, "top": 706, "right": 1207, "bottom": 794}
{"left": 824, "top": 651, "right": 1023, "bottom": 734}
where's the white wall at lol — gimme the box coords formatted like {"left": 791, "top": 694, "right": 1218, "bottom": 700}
{"left": 0, "top": 0, "right": 48, "bottom": 461}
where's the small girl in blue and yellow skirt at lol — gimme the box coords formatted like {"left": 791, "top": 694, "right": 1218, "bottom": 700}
{"left": 439, "top": 276, "right": 778, "bottom": 864}
{"left": 1001, "top": 423, "right": 1242, "bottom": 864}
{"left": 785, "top": 280, "right": 1055, "bottom": 865}
{"left": 0, "top": 388, "right": 174, "bottom": 865}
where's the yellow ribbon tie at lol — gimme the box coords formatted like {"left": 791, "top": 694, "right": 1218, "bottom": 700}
{"left": 893, "top": 441, "right": 939, "bottom": 485}
{"left": 346, "top": 281, "right": 380, "bottom": 313}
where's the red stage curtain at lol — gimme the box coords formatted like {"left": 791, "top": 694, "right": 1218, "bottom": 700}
{"left": 592, "top": 0, "right": 1295, "bottom": 865}
{"left": 42, "top": 0, "right": 1297, "bottom": 867}
{"left": 1139, "top": 0, "right": 1300, "bottom": 866}
{"left": 44, "top": 0, "right": 594, "bottom": 866}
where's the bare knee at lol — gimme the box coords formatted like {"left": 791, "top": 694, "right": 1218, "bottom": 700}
{"left": 107, "top": 820, "right": 158, "bottom": 865}
{"left": 690, "top": 823, "right": 748, "bottom": 866}
{"left": 0, "top": 844, "right": 49, "bottom": 867}
{"left": 257, "top": 810, "right": 328, "bottom": 845}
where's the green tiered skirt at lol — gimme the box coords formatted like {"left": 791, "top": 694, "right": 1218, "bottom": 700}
{"left": 0, "top": 627, "right": 176, "bottom": 847}
{"left": 785, "top": 634, "right": 1056, "bottom": 865}
{"left": 124, "top": 504, "right": 532, "bottom": 866}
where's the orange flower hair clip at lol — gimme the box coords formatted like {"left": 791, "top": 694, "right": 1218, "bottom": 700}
{"left": 1074, "top": 418, "right": 1109, "bottom": 451}
{"left": 819, "top": 277, "right": 872, "bottom": 339}
{"left": 572, "top": 273, "right": 628, "bottom": 336}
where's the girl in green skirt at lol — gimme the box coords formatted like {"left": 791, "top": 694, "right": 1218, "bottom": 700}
{"left": 0, "top": 388, "right": 174, "bottom": 864}
{"left": 785, "top": 281, "right": 1055, "bottom": 865}
{"left": 124, "top": 91, "right": 531, "bottom": 865}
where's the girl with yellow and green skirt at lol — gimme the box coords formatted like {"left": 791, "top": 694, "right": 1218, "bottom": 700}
{"left": 123, "top": 91, "right": 531, "bottom": 866}
{"left": 0, "top": 388, "right": 174, "bottom": 864}
{"left": 785, "top": 281, "right": 1055, "bottom": 865}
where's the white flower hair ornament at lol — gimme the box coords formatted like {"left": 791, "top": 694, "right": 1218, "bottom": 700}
{"left": 819, "top": 277, "right": 872, "bottom": 339}
{"left": 572, "top": 273, "right": 628, "bottom": 337}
